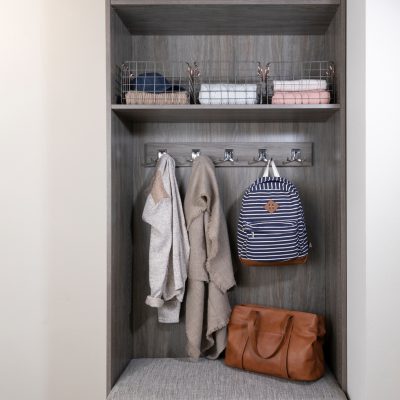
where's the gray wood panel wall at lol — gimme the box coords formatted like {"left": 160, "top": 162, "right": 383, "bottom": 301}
{"left": 108, "top": 2, "right": 347, "bottom": 392}
{"left": 131, "top": 34, "right": 326, "bottom": 64}
{"left": 324, "top": 1, "right": 347, "bottom": 390}
{"left": 131, "top": 121, "right": 330, "bottom": 356}
{"left": 107, "top": 6, "right": 135, "bottom": 391}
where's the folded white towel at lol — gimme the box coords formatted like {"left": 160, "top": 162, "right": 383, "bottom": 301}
{"left": 199, "top": 83, "right": 258, "bottom": 105}
{"left": 199, "top": 94, "right": 258, "bottom": 105}
{"left": 273, "top": 79, "right": 327, "bottom": 92}
{"left": 200, "top": 83, "right": 258, "bottom": 92}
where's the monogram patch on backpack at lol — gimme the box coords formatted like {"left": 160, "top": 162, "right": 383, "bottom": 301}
{"left": 265, "top": 200, "right": 279, "bottom": 213}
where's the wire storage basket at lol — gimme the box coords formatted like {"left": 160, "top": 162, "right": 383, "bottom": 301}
{"left": 265, "top": 61, "right": 336, "bottom": 105}
{"left": 120, "top": 61, "right": 191, "bottom": 105}
{"left": 189, "top": 61, "right": 266, "bottom": 105}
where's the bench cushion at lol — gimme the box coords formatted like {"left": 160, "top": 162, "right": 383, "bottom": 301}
{"left": 108, "top": 358, "right": 347, "bottom": 400}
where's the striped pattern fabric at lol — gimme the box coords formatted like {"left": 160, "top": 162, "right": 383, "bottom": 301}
{"left": 238, "top": 177, "right": 308, "bottom": 263}
{"left": 125, "top": 90, "right": 189, "bottom": 105}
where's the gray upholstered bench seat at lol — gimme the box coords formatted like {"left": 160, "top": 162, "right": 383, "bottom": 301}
{"left": 108, "top": 358, "right": 347, "bottom": 400}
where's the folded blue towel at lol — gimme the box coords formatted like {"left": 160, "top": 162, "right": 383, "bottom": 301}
{"left": 130, "top": 72, "right": 185, "bottom": 93}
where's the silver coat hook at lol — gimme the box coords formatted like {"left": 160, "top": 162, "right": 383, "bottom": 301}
{"left": 157, "top": 149, "right": 167, "bottom": 159}
{"left": 283, "top": 149, "right": 304, "bottom": 165}
{"left": 215, "top": 149, "right": 237, "bottom": 165}
{"left": 143, "top": 149, "right": 167, "bottom": 167}
{"left": 186, "top": 149, "right": 201, "bottom": 163}
{"left": 249, "top": 148, "right": 269, "bottom": 165}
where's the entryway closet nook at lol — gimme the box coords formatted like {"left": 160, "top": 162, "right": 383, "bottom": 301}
{"left": 107, "top": 1, "right": 347, "bottom": 399}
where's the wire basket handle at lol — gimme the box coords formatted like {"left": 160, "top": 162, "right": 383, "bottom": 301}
{"left": 326, "top": 62, "right": 335, "bottom": 80}
{"left": 187, "top": 62, "right": 200, "bottom": 81}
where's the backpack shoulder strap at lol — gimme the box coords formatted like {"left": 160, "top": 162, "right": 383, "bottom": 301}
{"left": 263, "top": 160, "right": 280, "bottom": 178}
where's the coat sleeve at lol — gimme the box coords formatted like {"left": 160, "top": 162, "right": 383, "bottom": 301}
{"left": 142, "top": 179, "right": 172, "bottom": 309}
{"left": 185, "top": 212, "right": 208, "bottom": 358}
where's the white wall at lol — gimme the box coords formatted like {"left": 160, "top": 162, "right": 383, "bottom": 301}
{"left": 0, "top": 2, "right": 48, "bottom": 399}
{"left": 365, "top": 1, "right": 400, "bottom": 399}
{"left": 0, "top": 1, "right": 107, "bottom": 399}
{"left": 348, "top": 1, "right": 400, "bottom": 399}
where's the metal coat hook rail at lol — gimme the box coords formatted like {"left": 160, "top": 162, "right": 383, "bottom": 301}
{"left": 143, "top": 142, "right": 312, "bottom": 167}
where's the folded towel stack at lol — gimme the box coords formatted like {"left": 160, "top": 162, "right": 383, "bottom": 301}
{"left": 199, "top": 84, "right": 258, "bottom": 105}
{"left": 272, "top": 79, "right": 330, "bottom": 105}
{"left": 272, "top": 91, "right": 330, "bottom": 105}
{"left": 273, "top": 79, "right": 327, "bottom": 92}
{"left": 126, "top": 91, "right": 189, "bottom": 105}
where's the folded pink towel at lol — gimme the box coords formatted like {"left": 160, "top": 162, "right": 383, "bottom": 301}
{"left": 272, "top": 90, "right": 330, "bottom": 105}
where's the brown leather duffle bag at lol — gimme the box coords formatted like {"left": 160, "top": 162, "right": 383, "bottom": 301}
{"left": 225, "top": 304, "right": 326, "bottom": 381}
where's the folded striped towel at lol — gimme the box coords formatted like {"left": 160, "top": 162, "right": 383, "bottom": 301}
{"left": 199, "top": 83, "right": 258, "bottom": 105}
{"left": 125, "top": 90, "right": 189, "bottom": 105}
{"left": 273, "top": 79, "right": 327, "bottom": 92}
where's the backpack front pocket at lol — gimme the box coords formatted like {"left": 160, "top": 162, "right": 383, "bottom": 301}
{"left": 242, "top": 220, "right": 300, "bottom": 262}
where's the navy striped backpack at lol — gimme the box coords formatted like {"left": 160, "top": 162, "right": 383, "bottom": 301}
{"left": 238, "top": 160, "right": 308, "bottom": 266}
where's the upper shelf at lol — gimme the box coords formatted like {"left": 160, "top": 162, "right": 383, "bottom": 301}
{"left": 111, "top": 104, "right": 340, "bottom": 123}
{"left": 111, "top": 0, "right": 340, "bottom": 35}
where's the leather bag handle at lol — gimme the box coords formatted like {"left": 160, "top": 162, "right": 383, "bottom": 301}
{"left": 247, "top": 311, "right": 293, "bottom": 359}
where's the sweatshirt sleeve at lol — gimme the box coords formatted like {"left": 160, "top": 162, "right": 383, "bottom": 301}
{"left": 142, "top": 171, "right": 173, "bottom": 309}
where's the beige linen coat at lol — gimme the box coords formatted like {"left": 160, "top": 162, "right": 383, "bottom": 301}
{"left": 184, "top": 155, "right": 236, "bottom": 359}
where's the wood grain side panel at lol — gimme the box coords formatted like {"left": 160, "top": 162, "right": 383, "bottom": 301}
{"left": 324, "top": 0, "right": 347, "bottom": 389}
{"left": 109, "top": 113, "right": 134, "bottom": 387}
{"left": 107, "top": 5, "right": 134, "bottom": 391}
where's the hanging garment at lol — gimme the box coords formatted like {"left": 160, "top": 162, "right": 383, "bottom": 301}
{"left": 184, "top": 155, "right": 236, "bottom": 359}
{"left": 237, "top": 160, "right": 308, "bottom": 266}
{"left": 142, "top": 154, "right": 190, "bottom": 323}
